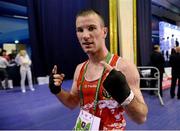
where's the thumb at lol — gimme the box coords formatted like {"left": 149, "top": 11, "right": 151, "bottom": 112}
{"left": 52, "top": 65, "right": 57, "bottom": 74}
{"left": 100, "top": 61, "right": 113, "bottom": 72}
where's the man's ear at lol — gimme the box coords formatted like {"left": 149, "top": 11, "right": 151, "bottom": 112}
{"left": 103, "top": 27, "right": 108, "bottom": 38}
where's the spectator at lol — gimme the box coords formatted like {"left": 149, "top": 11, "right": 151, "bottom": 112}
{"left": 16, "top": 50, "right": 35, "bottom": 93}
{"left": 150, "top": 45, "right": 165, "bottom": 97}
{"left": 169, "top": 47, "right": 180, "bottom": 99}
{"left": 0, "top": 51, "right": 9, "bottom": 89}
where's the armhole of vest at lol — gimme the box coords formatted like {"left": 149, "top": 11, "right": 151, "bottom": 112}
{"left": 102, "top": 54, "right": 120, "bottom": 79}
{"left": 77, "top": 61, "right": 88, "bottom": 88}
{"left": 110, "top": 54, "right": 120, "bottom": 67}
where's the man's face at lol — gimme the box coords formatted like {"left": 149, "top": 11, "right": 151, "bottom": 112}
{"left": 76, "top": 14, "right": 107, "bottom": 54}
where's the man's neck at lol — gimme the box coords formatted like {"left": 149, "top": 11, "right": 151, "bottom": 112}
{"left": 88, "top": 49, "right": 109, "bottom": 64}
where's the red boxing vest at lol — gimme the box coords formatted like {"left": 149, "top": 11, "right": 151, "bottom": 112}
{"left": 77, "top": 54, "right": 126, "bottom": 130}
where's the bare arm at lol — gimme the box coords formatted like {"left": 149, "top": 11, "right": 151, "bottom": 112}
{"left": 54, "top": 64, "right": 83, "bottom": 109}
{"left": 117, "top": 58, "right": 148, "bottom": 124}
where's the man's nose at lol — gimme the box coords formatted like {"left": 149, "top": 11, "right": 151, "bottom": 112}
{"left": 82, "top": 30, "right": 90, "bottom": 40}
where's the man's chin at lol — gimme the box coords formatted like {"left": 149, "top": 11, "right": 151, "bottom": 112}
{"left": 84, "top": 50, "right": 95, "bottom": 54}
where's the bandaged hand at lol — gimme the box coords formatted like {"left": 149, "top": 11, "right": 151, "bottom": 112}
{"left": 49, "top": 65, "right": 65, "bottom": 95}
{"left": 101, "top": 61, "right": 134, "bottom": 106}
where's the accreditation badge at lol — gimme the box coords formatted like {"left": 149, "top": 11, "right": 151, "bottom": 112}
{"left": 74, "top": 110, "right": 101, "bottom": 130}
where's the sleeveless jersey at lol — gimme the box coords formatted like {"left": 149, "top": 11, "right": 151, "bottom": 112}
{"left": 77, "top": 54, "right": 126, "bottom": 130}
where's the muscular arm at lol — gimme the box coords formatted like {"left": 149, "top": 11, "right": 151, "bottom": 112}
{"left": 117, "top": 58, "right": 148, "bottom": 124}
{"left": 55, "top": 64, "right": 82, "bottom": 109}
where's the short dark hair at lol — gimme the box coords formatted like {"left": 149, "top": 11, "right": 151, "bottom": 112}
{"left": 0, "top": 49, "right": 7, "bottom": 56}
{"left": 76, "top": 9, "right": 105, "bottom": 26}
{"left": 153, "top": 45, "right": 159, "bottom": 51}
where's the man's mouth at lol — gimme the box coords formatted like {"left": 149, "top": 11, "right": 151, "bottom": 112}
{"left": 82, "top": 42, "right": 93, "bottom": 45}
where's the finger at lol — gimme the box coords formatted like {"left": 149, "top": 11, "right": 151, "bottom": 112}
{"left": 53, "top": 74, "right": 61, "bottom": 78}
{"left": 61, "top": 73, "right": 65, "bottom": 78}
{"left": 52, "top": 65, "right": 57, "bottom": 74}
{"left": 53, "top": 76, "right": 65, "bottom": 82}
{"left": 100, "top": 61, "right": 113, "bottom": 71}
{"left": 54, "top": 81, "right": 61, "bottom": 86}
{"left": 54, "top": 73, "right": 65, "bottom": 79}
{"left": 54, "top": 79, "right": 63, "bottom": 83}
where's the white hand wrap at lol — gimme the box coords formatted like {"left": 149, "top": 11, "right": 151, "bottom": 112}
{"left": 121, "top": 90, "right": 134, "bottom": 106}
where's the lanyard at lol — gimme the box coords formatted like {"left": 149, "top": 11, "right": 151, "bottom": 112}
{"left": 79, "top": 52, "right": 112, "bottom": 114}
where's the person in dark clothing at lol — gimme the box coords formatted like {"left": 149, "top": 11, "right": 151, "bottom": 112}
{"left": 150, "top": 45, "right": 165, "bottom": 97}
{"left": 169, "top": 47, "right": 180, "bottom": 99}
{"left": 175, "top": 38, "right": 179, "bottom": 47}
{"left": 171, "top": 48, "right": 176, "bottom": 55}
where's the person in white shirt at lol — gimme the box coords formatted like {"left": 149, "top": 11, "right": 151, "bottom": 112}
{"left": 0, "top": 53, "right": 9, "bottom": 89}
{"left": 0, "top": 50, "right": 18, "bottom": 89}
{"left": 16, "top": 50, "right": 35, "bottom": 93}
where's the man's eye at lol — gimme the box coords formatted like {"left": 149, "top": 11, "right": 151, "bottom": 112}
{"left": 77, "top": 28, "right": 83, "bottom": 32}
{"left": 88, "top": 26, "right": 95, "bottom": 31}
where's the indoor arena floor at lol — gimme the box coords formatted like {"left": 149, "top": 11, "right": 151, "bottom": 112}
{"left": 0, "top": 80, "right": 180, "bottom": 130}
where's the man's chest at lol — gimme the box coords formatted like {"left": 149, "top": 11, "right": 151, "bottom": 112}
{"left": 85, "top": 65, "right": 104, "bottom": 81}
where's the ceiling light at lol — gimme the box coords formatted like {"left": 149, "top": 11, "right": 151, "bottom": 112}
{"left": 14, "top": 40, "right": 19, "bottom": 44}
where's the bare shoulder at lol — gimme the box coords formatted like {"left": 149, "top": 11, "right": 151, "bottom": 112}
{"left": 116, "top": 57, "right": 139, "bottom": 79}
{"left": 70, "top": 62, "right": 86, "bottom": 94}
